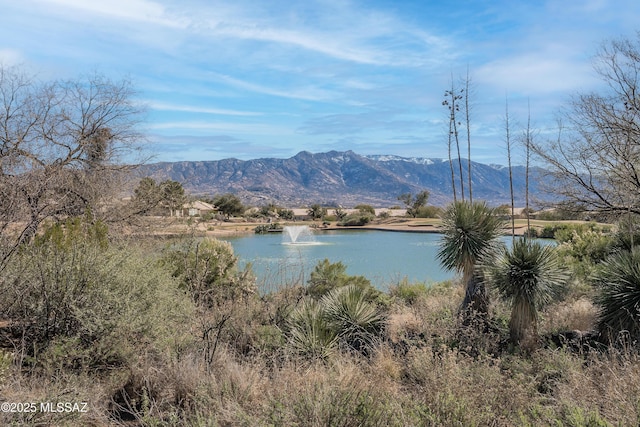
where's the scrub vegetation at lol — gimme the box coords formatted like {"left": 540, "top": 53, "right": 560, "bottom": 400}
{"left": 3, "top": 34, "right": 640, "bottom": 425}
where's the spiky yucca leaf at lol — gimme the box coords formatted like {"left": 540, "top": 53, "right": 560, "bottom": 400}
{"left": 488, "top": 238, "right": 568, "bottom": 344}
{"left": 437, "top": 201, "right": 505, "bottom": 279}
{"left": 595, "top": 249, "right": 640, "bottom": 343}
{"left": 288, "top": 299, "right": 337, "bottom": 360}
{"left": 438, "top": 201, "right": 506, "bottom": 315}
{"left": 321, "top": 285, "right": 385, "bottom": 353}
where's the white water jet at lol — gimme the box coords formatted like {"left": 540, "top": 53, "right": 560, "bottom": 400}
{"left": 282, "top": 225, "right": 317, "bottom": 245}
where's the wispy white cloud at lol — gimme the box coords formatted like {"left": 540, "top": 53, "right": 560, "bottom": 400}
{"left": 475, "top": 53, "right": 597, "bottom": 95}
{"left": 4, "top": 0, "right": 639, "bottom": 164}
{"left": 38, "top": 0, "right": 188, "bottom": 28}
{"left": 0, "top": 49, "right": 24, "bottom": 66}
{"left": 147, "top": 120, "right": 292, "bottom": 135}
{"left": 212, "top": 73, "right": 337, "bottom": 102}
{"left": 148, "top": 101, "right": 263, "bottom": 116}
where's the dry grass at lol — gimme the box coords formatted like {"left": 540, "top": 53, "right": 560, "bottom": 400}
{"left": 2, "top": 243, "right": 640, "bottom": 426}
{"left": 541, "top": 298, "right": 598, "bottom": 333}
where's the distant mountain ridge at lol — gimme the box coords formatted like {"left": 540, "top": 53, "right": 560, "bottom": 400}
{"left": 137, "top": 150, "right": 549, "bottom": 207}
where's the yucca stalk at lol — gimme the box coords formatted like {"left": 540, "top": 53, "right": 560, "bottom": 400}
{"left": 438, "top": 201, "right": 505, "bottom": 315}
{"left": 488, "top": 238, "right": 568, "bottom": 346}
{"left": 595, "top": 248, "right": 640, "bottom": 344}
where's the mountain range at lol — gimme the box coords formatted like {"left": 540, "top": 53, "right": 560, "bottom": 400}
{"left": 137, "top": 150, "right": 550, "bottom": 207}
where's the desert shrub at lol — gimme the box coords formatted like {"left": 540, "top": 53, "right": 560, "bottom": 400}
{"left": 389, "top": 280, "right": 430, "bottom": 305}
{"left": 536, "top": 208, "right": 585, "bottom": 221}
{"left": 612, "top": 214, "right": 640, "bottom": 251}
{"left": 415, "top": 205, "right": 442, "bottom": 218}
{"left": 0, "top": 218, "right": 194, "bottom": 371}
{"left": 355, "top": 204, "right": 375, "bottom": 215}
{"left": 254, "top": 224, "right": 269, "bottom": 234}
{"left": 338, "top": 213, "right": 373, "bottom": 226}
{"left": 277, "top": 208, "right": 295, "bottom": 220}
{"left": 161, "top": 237, "right": 259, "bottom": 364}
{"left": 162, "top": 237, "right": 256, "bottom": 306}
{"left": 554, "top": 225, "right": 615, "bottom": 280}
{"left": 255, "top": 223, "right": 282, "bottom": 234}
{"left": 488, "top": 238, "right": 570, "bottom": 347}
{"left": 538, "top": 225, "right": 561, "bottom": 239}
{"left": 306, "top": 259, "right": 380, "bottom": 302}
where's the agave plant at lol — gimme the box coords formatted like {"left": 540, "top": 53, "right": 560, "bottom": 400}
{"left": 488, "top": 238, "right": 568, "bottom": 345}
{"left": 321, "top": 285, "right": 385, "bottom": 353}
{"left": 594, "top": 248, "right": 640, "bottom": 344}
{"left": 437, "top": 201, "right": 506, "bottom": 314}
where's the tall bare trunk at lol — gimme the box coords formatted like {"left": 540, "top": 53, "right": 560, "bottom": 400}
{"left": 444, "top": 76, "right": 465, "bottom": 202}
{"left": 448, "top": 120, "right": 457, "bottom": 203}
{"left": 525, "top": 99, "right": 531, "bottom": 237}
{"left": 505, "top": 97, "right": 515, "bottom": 241}
{"left": 465, "top": 67, "right": 473, "bottom": 203}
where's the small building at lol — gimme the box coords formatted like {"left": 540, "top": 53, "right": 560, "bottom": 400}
{"left": 182, "top": 200, "right": 216, "bottom": 217}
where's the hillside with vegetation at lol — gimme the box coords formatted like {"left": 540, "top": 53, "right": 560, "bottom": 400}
{"left": 2, "top": 34, "right": 640, "bottom": 426}
{"left": 137, "top": 151, "right": 549, "bottom": 207}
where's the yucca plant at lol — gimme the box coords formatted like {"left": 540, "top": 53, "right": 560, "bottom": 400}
{"left": 321, "top": 285, "right": 385, "bottom": 353}
{"left": 287, "top": 285, "right": 385, "bottom": 359}
{"left": 437, "top": 201, "right": 506, "bottom": 315}
{"left": 287, "top": 299, "right": 338, "bottom": 360}
{"left": 488, "top": 238, "right": 568, "bottom": 346}
{"left": 594, "top": 248, "right": 640, "bottom": 344}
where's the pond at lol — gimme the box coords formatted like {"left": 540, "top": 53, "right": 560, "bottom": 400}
{"left": 221, "top": 228, "right": 447, "bottom": 291}
{"left": 221, "top": 227, "right": 558, "bottom": 292}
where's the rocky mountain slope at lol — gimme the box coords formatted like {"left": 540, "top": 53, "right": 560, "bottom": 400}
{"left": 137, "top": 150, "right": 549, "bottom": 207}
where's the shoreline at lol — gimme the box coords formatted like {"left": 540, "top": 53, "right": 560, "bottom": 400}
{"left": 130, "top": 221, "right": 534, "bottom": 239}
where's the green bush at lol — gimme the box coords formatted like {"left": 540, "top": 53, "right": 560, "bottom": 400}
{"left": 377, "top": 210, "right": 390, "bottom": 219}
{"left": 613, "top": 215, "right": 640, "bottom": 251}
{"left": 0, "top": 219, "right": 194, "bottom": 371}
{"left": 338, "top": 213, "right": 373, "bottom": 226}
{"left": 389, "top": 280, "right": 430, "bottom": 304}
{"left": 255, "top": 223, "right": 282, "bottom": 234}
{"left": 161, "top": 237, "right": 256, "bottom": 306}
{"left": 277, "top": 208, "right": 295, "bottom": 220}
{"left": 355, "top": 204, "right": 376, "bottom": 215}
{"left": 307, "top": 259, "right": 378, "bottom": 301}
{"left": 415, "top": 206, "right": 442, "bottom": 218}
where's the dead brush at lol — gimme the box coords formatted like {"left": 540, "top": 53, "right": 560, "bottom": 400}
{"left": 541, "top": 298, "right": 597, "bottom": 334}
{"left": 553, "top": 349, "right": 640, "bottom": 425}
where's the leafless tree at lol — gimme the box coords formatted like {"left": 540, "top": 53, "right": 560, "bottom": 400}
{"left": 532, "top": 34, "right": 640, "bottom": 217}
{"left": 0, "top": 66, "right": 144, "bottom": 271}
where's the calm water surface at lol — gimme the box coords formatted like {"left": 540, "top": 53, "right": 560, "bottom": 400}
{"left": 222, "top": 230, "right": 453, "bottom": 291}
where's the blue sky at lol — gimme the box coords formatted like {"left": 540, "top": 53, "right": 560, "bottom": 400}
{"left": 1, "top": 0, "right": 638, "bottom": 164}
